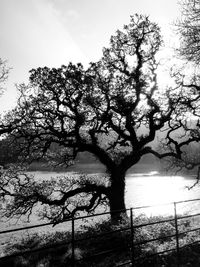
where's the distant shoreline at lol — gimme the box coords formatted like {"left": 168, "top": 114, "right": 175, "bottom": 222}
{"left": 27, "top": 162, "right": 197, "bottom": 180}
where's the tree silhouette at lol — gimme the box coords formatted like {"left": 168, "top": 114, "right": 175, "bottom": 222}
{"left": 1, "top": 15, "right": 199, "bottom": 223}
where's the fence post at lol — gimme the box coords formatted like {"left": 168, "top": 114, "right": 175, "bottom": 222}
{"left": 174, "top": 202, "right": 180, "bottom": 267}
{"left": 130, "top": 208, "right": 135, "bottom": 267}
{"left": 71, "top": 217, "right": 75, "bottom": 267}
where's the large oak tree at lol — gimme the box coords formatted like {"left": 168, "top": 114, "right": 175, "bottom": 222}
{"left": 1, "top": 15, "right": 199, "bottom": 223}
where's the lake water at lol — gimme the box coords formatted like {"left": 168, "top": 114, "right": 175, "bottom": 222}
{"left": 1, "top": 170, "right": 200, "bottom": 226}
{"left": 125, "top": 172, "right": 200, "bottom": 216}
{"left": 1, "top": 170, "right": 200, "bottom": 255}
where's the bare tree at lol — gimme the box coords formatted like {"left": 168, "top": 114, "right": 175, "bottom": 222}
{"left": 176, "top": 0, "right": 200, "bottom": 64}
{"left": 172, "top": 0, "right": 200, "bottom": 180}
{"left": 0, "top": 59, "right": 27, "bottom": 136}
{"left": 0, "top": 59, "right": 16, "bottom": 136}
{"left": 0, "top": 15, "right": 199, "bottom": 223}
{"left": 0, "top": 58, "right": 9, "bottom": 94}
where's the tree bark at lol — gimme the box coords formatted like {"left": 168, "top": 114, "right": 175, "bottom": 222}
{"left": 108, "top": 170, "right": 127, "bottom": 223}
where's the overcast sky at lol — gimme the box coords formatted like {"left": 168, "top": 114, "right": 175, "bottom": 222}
{"left": 0, "top": 0, "right": 181, "bottom": 112}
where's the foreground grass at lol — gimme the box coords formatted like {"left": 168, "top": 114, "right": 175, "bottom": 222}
{"left": 1, "top": 214, "right": 200, "bottom": 266}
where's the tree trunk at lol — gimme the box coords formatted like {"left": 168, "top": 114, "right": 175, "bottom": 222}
{"left": 108, "top": 170, "right": 127, "bottom": 223}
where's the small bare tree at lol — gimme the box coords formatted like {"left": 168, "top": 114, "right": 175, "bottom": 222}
{"left": 176, "top": 0, "right": 200, "bottom": 64}
{"left": 0, "top": 58, "right": 9, "bottom": 95}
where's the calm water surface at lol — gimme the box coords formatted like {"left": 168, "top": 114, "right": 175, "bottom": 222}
{"left": 125, "top": 172, "right": 200, "bottom": 215}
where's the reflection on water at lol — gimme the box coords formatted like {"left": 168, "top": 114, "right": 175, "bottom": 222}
{"left": 125, "top": 173, "right": 200, "bottom": 216}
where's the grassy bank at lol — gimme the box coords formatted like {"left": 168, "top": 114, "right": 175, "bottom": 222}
{"left": 1, "top": 213, "right": 200, "bottom": 266}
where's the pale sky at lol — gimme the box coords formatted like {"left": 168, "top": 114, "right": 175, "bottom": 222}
{"left": 0, "top": 0, "right": 181, "bottom": 112}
